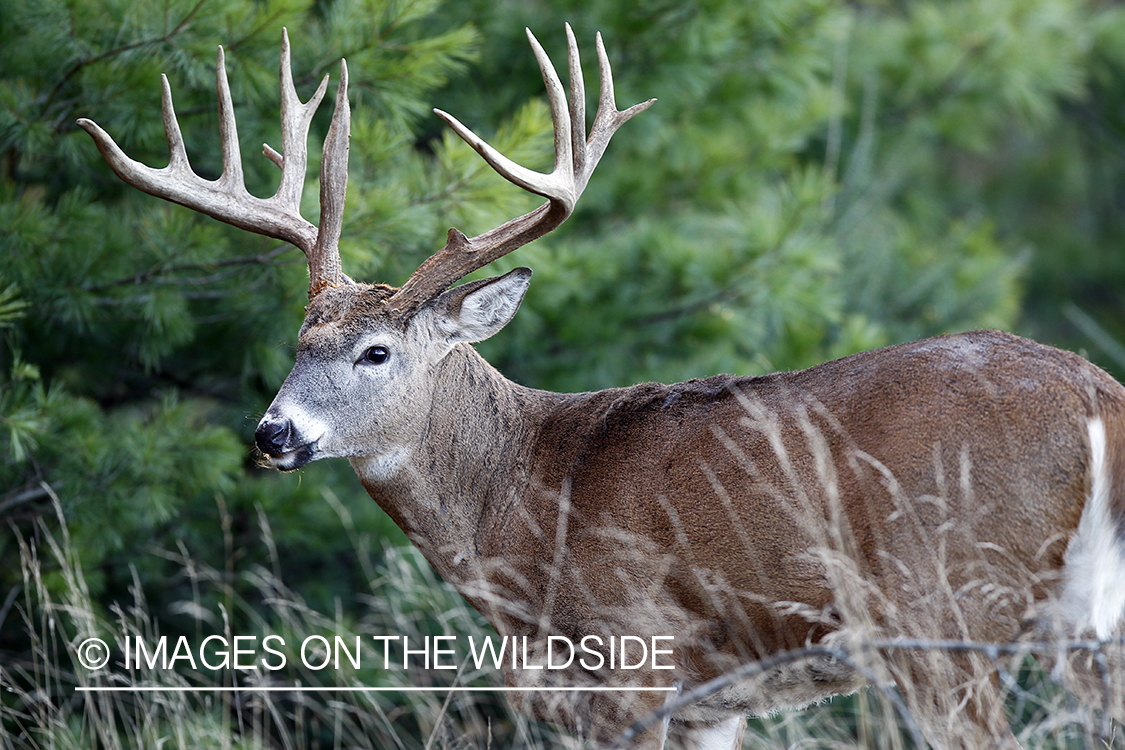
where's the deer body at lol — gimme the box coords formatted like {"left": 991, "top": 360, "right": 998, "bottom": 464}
{"left": 263, "top": 273, "right": 1125, "bottom": 746}
{"left": 80, "top": 27, "right": 1125, "bottom": 750}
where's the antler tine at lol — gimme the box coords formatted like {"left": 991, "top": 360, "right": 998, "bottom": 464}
{"left": 77, "top": 29, "right": 352, "bottom": 300}
{"left": 269, "top": 28, "right": 329, "bottom": 214}
{"left": 309, "top": 58, "right": 351, "bottom": 297}
{"left": 566, "top": 23, "right": 587, "bottom": 187}
{"left": 214, "top": 46, "right": 245, "bottom": 193}
{"left": 584, "top": 32, "right": 654, "bottom": 191}
{"left": 386, "top": 25, "right": 655, "bottom": 315}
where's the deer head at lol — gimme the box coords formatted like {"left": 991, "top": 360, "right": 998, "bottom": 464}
{"left": 78, "top": 26, "right": 654, "bottom": 473}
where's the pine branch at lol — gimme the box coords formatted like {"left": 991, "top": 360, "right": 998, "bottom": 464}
{"left": 39, "top": 0, "right": 210, "bottom": 117}
{"left": 80, "top": 246, "right": 296, "bottom": 294}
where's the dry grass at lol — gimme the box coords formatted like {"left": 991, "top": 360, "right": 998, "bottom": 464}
{"left": 0, "top": 497, "right": 574, "bottom": 750}
{"left": 2, "top": 477, "right": 1121, "bottom": 749}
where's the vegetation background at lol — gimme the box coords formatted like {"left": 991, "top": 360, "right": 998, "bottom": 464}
{"left": 2, "top": 0, "right": 1123, "bottom": 746}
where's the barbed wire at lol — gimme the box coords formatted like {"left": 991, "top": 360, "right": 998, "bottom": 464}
{"left": 611, "top": 634, "right": 1125, "bottom": 748}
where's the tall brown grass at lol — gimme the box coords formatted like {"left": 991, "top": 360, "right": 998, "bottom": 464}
{"left": 1, "top": 488, "right": 1120, "bottom": 749}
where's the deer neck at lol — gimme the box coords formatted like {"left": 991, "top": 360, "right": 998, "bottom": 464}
{"left": 349, "top": 343, "right": 560, "bottom": 588}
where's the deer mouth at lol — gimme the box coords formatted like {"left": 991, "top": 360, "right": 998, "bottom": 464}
{"left": 264, "top": 441, "right": 318, "bottom": 471}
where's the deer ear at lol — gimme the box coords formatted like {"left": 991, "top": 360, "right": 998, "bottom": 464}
{"left": 428, "top": 267, "right": 532, "bottom": 344}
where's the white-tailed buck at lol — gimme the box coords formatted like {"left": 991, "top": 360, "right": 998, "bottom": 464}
{"left": 80, "top": 26, "right": 1124, "bottom": 750}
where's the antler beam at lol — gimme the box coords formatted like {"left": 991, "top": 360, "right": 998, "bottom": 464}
{"left": 77, "top": 29, "right": 351, "bottom": 299}
{"left": 385, "top": 24, "right": 655, "bottom": 315}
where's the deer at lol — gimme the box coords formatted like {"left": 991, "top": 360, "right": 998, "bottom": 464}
{"left": 78, "top": 25, "right": 1124, "bottom": 750}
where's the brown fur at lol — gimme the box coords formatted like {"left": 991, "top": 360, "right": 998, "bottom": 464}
{"left": 339, "top": 325, "right": 1125, "bottom": 747}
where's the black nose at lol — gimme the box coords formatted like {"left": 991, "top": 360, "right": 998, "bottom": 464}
{"left": 255, "top": 418, "right": 292, "bottom": 456}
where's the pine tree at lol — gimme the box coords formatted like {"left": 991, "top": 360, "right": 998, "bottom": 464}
{"left": 3, "top": 0, "right": 1124, "bottom": 745}
{"left": 0, "top": 0, "right": 518, "bottom": 618}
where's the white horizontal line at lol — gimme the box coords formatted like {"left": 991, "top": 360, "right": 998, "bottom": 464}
{"left": 75, "top": 686, "right": 676, "bottom": 693}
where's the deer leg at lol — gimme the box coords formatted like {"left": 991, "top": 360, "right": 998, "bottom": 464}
{"left": 665, "top": 716, "right": 747, "bottom": 750}
{"left": 1035, "top": 635, "right": 1125, "bottom": 729}
{"left": 891, "top": 652, "right": 1019, "bottom": 750}
{"left": 580, "top": 691, "right": 671, "bottom": 750}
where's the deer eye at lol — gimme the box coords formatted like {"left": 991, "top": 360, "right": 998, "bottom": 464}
{"left": 359, "top": 346, "right": 389, "bottom": 365}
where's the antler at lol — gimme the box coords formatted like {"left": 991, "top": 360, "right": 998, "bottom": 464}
{"left": 386, "top": 24, "right": 655, "bottom": 315}
{"left": 77, "top": 29, "right": 351, "bottom": 299}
